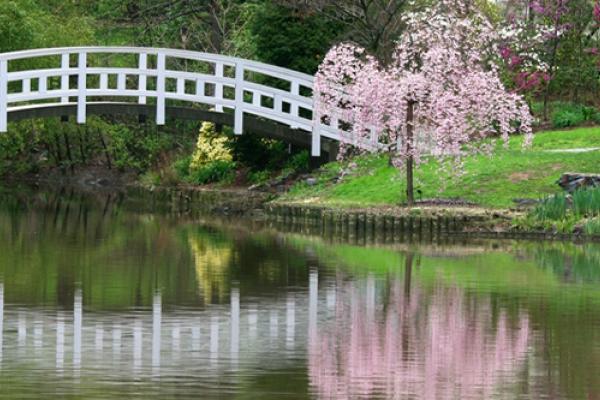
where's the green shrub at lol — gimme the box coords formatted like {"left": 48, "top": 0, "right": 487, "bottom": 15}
{"left": 188, "top": 160, "right": 236, "bottom": 185}
{"left": 285, "top": 150, "right": 310, "bottom": 173}
{"left": 552, "top": 110, "right": 585, "bottom": 128}
{"left": 572, "top": 187, "right": 600, "bottom": 218}
{"left": 532, "top": 193, "right": 569, "bottom": 221}
{"left": 229, "top": 135, "right": 288, "bottom": 171}
{"left": 248, "top": 170, "right": 271, "bottom": 184}
{"left": 173, "top": 156, "right": 192, "bottom": 180}
{"left": 528, "top": 188, "right": 600, "bottom": 234}
{"left": 584, "top": 218, "right": 600, "bottom": 236}
{"left": 550, "top": 102, "right": 600, "bottom": 129}
{"left": 139, "top": 171, "right": 162, "bottom": 187}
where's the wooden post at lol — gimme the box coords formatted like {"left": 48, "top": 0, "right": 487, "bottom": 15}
{"left": 234, "top": 61, "right": 244, "bottom": 135}
{"left": 156, "top": 52, "right": 166, "bottom": 125}
{"left": 0, "top": 59, "right": 7, "bottom": 132}
{"left": 138, "top": 53, "right": 147, "bottom": 105}
{"left": 77, "top": 52, "right": 87, "bottom": 124}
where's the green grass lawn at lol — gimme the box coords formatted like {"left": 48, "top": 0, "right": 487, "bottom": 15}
{"left": 281, "top": 127, "right": 600, "bottom": 209}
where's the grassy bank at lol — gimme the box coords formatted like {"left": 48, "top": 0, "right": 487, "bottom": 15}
{"left": 280, "top": 127, "right": 600, "bottom": 209}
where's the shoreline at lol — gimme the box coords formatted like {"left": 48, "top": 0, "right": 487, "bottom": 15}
{"left": 265, "top": 202, "right": 600, "bottom": 243}
{"left": 2, "top": 175, "right": 599, "bottom": 242}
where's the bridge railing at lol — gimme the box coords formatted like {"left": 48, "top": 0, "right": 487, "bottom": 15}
{"left": 0, "top": 47, "right": 380, "bottom": 156}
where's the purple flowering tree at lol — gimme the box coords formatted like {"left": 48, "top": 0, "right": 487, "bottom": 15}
{"left": 314, "top": 0, "right": 533, "bottom": 205}
{"left": 501, "top": 0, "right": 600, "bottom": 119}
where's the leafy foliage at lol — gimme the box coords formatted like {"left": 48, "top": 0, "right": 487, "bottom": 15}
{"left": 526, "top": 187, "right": 600, "bottom": 234}
{"left": 249, "top": 3, "right": 343, "bottom": 74}
{"left": 188, "top": 160, "right": 237, "bottom": 185}
{"left": 551, "top": 103, "right": 600, "bottom": 128}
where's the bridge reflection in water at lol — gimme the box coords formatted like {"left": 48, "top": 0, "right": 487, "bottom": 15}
{"left": 0, "top": 270, "right": 321, "bottom": 379}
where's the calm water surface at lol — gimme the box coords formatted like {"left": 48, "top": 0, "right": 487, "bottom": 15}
{"left": 0, "top": 189, "right": 599, "bottom": 399}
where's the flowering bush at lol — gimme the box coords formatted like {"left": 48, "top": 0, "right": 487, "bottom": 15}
{"left": 189, "top": 121, "right": 233, "bottom": 171}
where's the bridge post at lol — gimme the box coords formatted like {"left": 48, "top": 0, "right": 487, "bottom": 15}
{"left": 234, "top": 61, "right": 244, "bottom": 135}
{"left": 290, "top": 82, "right": 299, "bottom": 129}
{"left": 215, "top": 63, "right": 224, "bottom": 113}
{"left": 77, "top": 52, "right": 87, "bottom": 124}
{"left": 61, "top": 53, "right": 70, "bottom": 104}
{"left": 311, "top": 122, "right": 321, "bottom": 156}
{"left": 156, "top": 52, "right": 166, "bottom": 126}
{"left": 0, "top": 59, "right": 7, "bottom": 132}
{"left": 138, "top": 53, "right": 147, "bottom": 105}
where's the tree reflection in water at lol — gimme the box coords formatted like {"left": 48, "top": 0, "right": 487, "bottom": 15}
{"left": 308, "top": 256, "right": 530, "bottom": 400}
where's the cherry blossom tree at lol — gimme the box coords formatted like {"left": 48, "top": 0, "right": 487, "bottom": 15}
{"left": 314, "top": 0, "right": 533, "bottom": 205}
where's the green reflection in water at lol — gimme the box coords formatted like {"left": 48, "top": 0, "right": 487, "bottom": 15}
{"left": 0, "top": 190, "right": 310, "bottom": 309}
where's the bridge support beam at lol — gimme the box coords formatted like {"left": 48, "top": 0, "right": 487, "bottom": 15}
{"left": 311, "top": 125, "right": 321, "bottom": 156}
{"left": 156, "top": 53, "right": 166, "bottom": 126}
{"left": 0, "top": 60, "right": 7, "bottom": 132}
{"left": 138, "top": 53, "right": 147, "bottom": 105}
{"left": 234, "top": 62, "right": 244, "bottom": 135}
{"left": 77, "top": 52, "right": 87, "bottom": 124}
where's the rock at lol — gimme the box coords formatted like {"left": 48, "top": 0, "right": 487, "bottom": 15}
{"left": 573, "top": 222, "right": 586, "bottom": 236}
{"left": 512, "top": 198, "right": 539, "bottom": 207}
{"left": 306, "top": 178, "right": 318, "bottom": 186}
{"left": 248, "top": 183, "right": 266, "bottom": 192}
{"left": 557, "top": 173, "right": 600, "bottom": 193}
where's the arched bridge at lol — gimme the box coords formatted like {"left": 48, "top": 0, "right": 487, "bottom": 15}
{"left": 0, "top": 47, "right": 366, "bottom": 158}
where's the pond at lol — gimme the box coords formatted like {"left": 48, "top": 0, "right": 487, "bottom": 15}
{"left": 0, "top": 188, "right": 599, "bottom": 399}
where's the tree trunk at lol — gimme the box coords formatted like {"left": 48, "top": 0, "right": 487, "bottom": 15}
{"left": 406, "top": 101, "right": 415, "bottom": 206}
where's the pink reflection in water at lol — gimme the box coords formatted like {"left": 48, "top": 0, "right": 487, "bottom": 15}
{"left": 309, "top": 279, "right": 530, "bottom": 399}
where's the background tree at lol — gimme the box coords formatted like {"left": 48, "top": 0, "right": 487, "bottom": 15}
{"left": 500, "top": 0, "right": 600, "bottom": 120}
{"left": 275, "top": 0, "right": 408, "bottom": 63}
{"left": 248, "top": 2, "right": 343, "bottom": 73}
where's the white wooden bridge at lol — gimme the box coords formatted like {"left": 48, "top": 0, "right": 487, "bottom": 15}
{"left": 0, "top": 47, "right": 366, "bottom": 157}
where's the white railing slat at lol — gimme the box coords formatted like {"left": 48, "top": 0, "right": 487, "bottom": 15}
{"left": 77, "top": 52, "right": 87, "bottom": 124}
{"left": 234, "top": 62, "right": 244, "bottom": 135}
{"left": 138, "top": 53, "right": 147, "bottom": 105}
{"left": 215, "top": 63, "right": 224, "bottom": 113}
{"left": 156, "top": 52, "right": 166, "bottom": 125}
{"left": 0, "top": 60, "right": 7, "bottom": 132}
{"left": 61, "top": 53, "right": 70, "bottom": 104}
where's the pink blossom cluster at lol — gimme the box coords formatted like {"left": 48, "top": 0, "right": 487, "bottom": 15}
{"left": 314, "top": 0, "right": 533, "bottom": 169}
